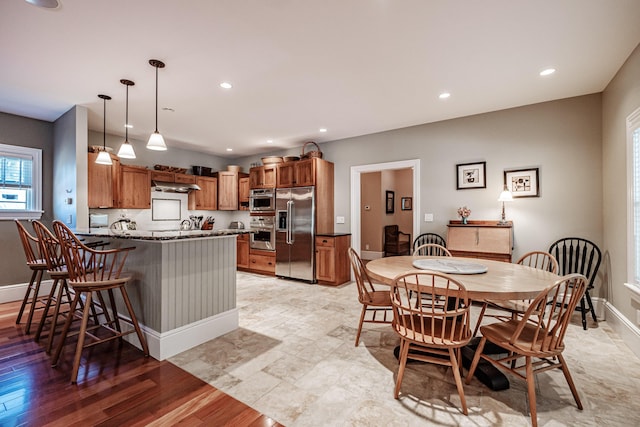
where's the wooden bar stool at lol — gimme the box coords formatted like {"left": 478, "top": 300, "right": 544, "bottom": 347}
{"left": 15, "top": 219, "right": 48, "bottom": 334}
{"left": 51, "top": 220, "right": 149, "bottom": 384}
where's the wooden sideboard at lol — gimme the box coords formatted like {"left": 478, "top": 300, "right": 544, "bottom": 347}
{"left": 446, "top": 220, "right": 513, "bottom": 262}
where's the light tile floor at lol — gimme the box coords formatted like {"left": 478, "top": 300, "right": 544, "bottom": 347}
{"left": 170, "top": 272, "right": 640, "bottom": 426}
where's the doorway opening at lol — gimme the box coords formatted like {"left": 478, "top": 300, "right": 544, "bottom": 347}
{"left": 350, "top": 159, "right": 420, "bottom": 259}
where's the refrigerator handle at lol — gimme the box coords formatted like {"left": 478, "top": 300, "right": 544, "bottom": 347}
{"left": 286, "top": 200, "right": 293, "bottom": 244}
{"left": 289, "top": 200, "right": 295, "bottom": 244}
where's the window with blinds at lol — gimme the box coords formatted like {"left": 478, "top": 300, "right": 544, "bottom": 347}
{"left": 0, "top": 143, "right": 42, "bottom": 219}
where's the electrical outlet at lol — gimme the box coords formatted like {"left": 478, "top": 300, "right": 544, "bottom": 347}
{"left": 336, "top": 216, "right": 345, "bottom": 224}
{"left": 365, "top": 244, "right": 370, "bottom": 250}
{"left": 67, "top": 214, "right": 73, "bottom": 224}
{"left": 424, "top": 213, "right": 434, "bottom": 222}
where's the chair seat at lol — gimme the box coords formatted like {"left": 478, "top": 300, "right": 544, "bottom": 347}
{"left": 361, "top": 290, "right": 392, "bottom": 307}
{"left": 395, "top": 314, "right": 469, "bottom": 347}
{"left": 479, "top": 319, "right": 565, "bottom": 357}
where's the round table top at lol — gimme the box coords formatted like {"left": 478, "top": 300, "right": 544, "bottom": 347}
{"left": 365, "top": 256, "right": 559, "bottom": 300}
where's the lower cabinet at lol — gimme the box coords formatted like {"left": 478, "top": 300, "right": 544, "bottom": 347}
{"left": 315, "top": 234, "right": 351, "bottom": 286}
{"left": 248, "top": 249, "right": 276, "bottom": 275}
{"left": 237, "top": 234, "right": 249, "bottom": 269}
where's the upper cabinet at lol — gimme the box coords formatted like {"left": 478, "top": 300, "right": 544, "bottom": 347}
{"left": 118, "top": 165, "right": 151, "bottom": 209}
{"left": 150, "top": 170, "right": 196, "bottom": 184}
{"left": 276, "top": 158, "right": 327, "bottom": 187}
{"left": 239, "top": 176, "right": 250, "bottom": 210}
{"left": 189, "top": 176, "right": 217, "bottom": 210}
{"left": 88, "top": 152, "right": 119, "bottom": 208}
{"left": 214, "top": 171, "right": 249, "bottom": 211}
{"left": 249, "top": 165, "right": 277, "bottom": 189}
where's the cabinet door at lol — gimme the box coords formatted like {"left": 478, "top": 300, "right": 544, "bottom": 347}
{"left": 217, "top": 171, "right": 238, "bottom": 210}
{"left": 119, "top": 166, "right": 150, "bottom": 209}
{"left": 249, "top": 166, "right": 263, "bottom": 188}
{"left": 276, "top": 163, "right": 295, "bottom": 188}
{"left": 263, "top": 165, "right": 277, "bottom": 188}
{"left": 295, "top": 159, "right": 316, "bottom": 186}
{"left": 88, "top": 153, "right": 117, "bottom": 208}
{"left": 151, "top": 170, "right": 175, "bottom": 182}
{"left": 316, "top": 244, "right": 336, "bottom": 283}
{"left": 192, "top": 176, "right": 217, "bottom": 210}
{"left": 175, "top": 173, "right": 196, "bottom": 184}
{"left": 237, "top": 234, "right": 249, "bottom": 269}
{"left": 239, "top": 177, "right": 250, "bottom": 210}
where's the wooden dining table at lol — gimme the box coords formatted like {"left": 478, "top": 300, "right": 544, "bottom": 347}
{"left": 365, "top": 255, "right": 561, "bottom": 391}
{"left": 365, "top": 256, "right": 559, "bottom": 301}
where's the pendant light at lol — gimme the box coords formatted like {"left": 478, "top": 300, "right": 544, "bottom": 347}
{"left": 95, "top": 94, "right": 113, "bottom": 165}
{"left": 146, "top": 59, "right": 167, "bottom": 151}
{"left": 117, "top": 79, "right": 136, "bottom": 159}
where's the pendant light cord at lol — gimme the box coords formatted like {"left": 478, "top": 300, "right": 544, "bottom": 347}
{"left": 103, "top": 97, "right": 107, "bottom": 149}
{"left": 126, "top": 83, "right": 129, "bottom": 140}
{"left": 154, "top": 64, "right": 159, "bottom": 132}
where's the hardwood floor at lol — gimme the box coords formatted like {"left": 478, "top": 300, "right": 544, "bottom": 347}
{"left": 0, "top": 300, "right": 283, "bottom": 426}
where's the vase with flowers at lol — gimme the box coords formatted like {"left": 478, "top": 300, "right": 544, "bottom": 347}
{"left": 457, "top": 206, "right": 471, "bottom": 224}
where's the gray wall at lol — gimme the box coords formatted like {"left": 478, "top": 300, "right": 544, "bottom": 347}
{"left": 603, "top": 42, "right": 640, "bottom": 323}
{"left": 0, "top": 112, "right": 54, "bottom": 286}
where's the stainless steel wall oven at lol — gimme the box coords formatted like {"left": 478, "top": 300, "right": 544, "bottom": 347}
{"left": 250, "top": 215, "right": 275, "bottom": 251}
{"left": 249, "top": 188, "right": 275, "bottom": 213}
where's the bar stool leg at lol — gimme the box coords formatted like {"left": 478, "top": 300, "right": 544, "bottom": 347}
{"left": 24, "top": 269, "right": 44, "bottom": 334}
{"left": 45, "top": 279, "right": 70, "bottom": 354}
{"left": 52, "top": 291, "right": 80, "bottom": 368}
{"left": 120, "top": 286, "right": 149, "bottom": 356}
{"left": 16, "top": 270, "right": 39, "bottom": 324}
{"left": 35, "top": 277, "right": 59, "bottom": 343}
{"left": 70, "top": 291, "right": 93, "bottom": 384}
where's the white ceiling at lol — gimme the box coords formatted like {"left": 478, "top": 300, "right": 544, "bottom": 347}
{"left": 1, "top": 0, "right": 640, "bottom": 159}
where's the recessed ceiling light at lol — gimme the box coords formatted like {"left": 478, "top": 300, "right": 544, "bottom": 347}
{"left": 25, "top": 0, "right": 59, "bottom": 9}
{"left": 220, "top": 82, "right": 233, "bottom": 89}
{"left": 319, "top": 128, "right": 327, "bottom": 133}
{"left": 439, "top": 92, "right": 451, "bottom": 99}
{"left": 226, "top": 148, "right": 233, "bottom": 152}
{"left": 267, "top": 139, "right": 273, "bottom": 143}
{"left": 124, "top": 124, "right": 133, "bottom": 128}
{"left": 540, "top": 68, "right": 556, "bottom": 76}
{"left": 162, "top": 107, "right": 175, "bottom": 112}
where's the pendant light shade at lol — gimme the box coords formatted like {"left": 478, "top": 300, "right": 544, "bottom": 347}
{"left": 117, "top": 79, "right": 136, "bottom": 159}
{"left": 96, "top": 94, "right": 113, "bottom": 165}
{"left": 147, "top": 59, "right": 167, "bottom": 151}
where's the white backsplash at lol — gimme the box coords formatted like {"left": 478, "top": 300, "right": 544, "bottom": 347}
{"left": 89, "top": 191, "right": 250, "bottom": 231}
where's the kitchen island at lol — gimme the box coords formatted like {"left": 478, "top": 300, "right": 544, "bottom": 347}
{"left": 77, "top": 228, "right": 251, "bottom": 360}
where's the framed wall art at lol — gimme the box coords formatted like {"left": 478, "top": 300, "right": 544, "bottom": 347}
{"left": 386, "top": 190, "right": 395, "bottom": 214}
{"left": 456, "top": 161, "right": 486, "bottom": 189}
{"left": 504, "top": 167, "right": 539, "bottom": 197}
{"left": 401, "top": 197, "right": 412, "bottom": 211}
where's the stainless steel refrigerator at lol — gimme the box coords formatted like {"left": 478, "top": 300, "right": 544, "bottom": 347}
{"left": 275, "top": 186, "right": 316, "bottom": 282}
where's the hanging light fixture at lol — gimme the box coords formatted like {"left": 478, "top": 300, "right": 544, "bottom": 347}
{"left": 117, "top": 79, "right": 136, "bottom": 159}
{"left": 146, "top": 59, "right": 167, "bottom": 151}
{"left": 95, "top": 94, "right": 113, "bottom": 165}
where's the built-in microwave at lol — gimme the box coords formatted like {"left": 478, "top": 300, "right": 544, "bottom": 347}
{"left": 249, "top": 188, "right": 275, "bottom": 213}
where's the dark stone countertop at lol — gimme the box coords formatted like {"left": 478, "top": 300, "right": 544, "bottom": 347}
{"left": 75, "top": 228, "right": 253, "bottom": 241}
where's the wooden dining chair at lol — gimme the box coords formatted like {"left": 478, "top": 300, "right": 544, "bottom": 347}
{"left": 348, "top": 248, "right": 393, "bottom": 346}
{"left": 413, "top": 243, "right": 452, "bottom": 257}
{"left": 473, "top": 251, "right": 558, "bottom": 336}
{"left": 466, "top": 273, "right": 587, "bottom": 427}
{"left": 412, "top": 233, "right": 446, "bottom": 254}
{"left": 15, "top": 219, "right": 48, "bottom": 334}
{"left": 51, "top": 220, "right": 149, "bottom": 384}
{"left": 384, "top": 225, "right": 411, "bottom": 256}
{"left": 549, "top": 237, "right": 601, "bottom": 330}
{"left": 390, "top": 270, "right": 472, "bottom": 415}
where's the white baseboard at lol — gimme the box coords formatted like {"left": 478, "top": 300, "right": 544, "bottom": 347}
{"left": 123, "top": 308, "right": 239, "bottom": 360}
{"left": 0, "top": 280, "right": 54, "bottom": 304}
{"left": 603, "top": 300, "right": 640, "bottom": 359}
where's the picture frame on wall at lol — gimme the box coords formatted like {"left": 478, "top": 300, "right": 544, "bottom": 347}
{"left": 386, "top": 190, "right": 395, "bottom": 214}
{"left": 456, "top": 161, "right": 486, "bottom": 189}
{"left": 504, "top": 167, "right": 540, "bottom": 197}
{"left": 401, "top": 197, "right": 412, "bottom": 211}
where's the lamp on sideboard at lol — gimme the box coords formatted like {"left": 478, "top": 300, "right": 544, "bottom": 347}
{"left": 498, "top": 185, "right": 512, "bottom": 225}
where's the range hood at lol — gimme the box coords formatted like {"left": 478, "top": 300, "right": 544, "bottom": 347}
{"left": 152, "top": 180, "right": 201, "bottom": 193}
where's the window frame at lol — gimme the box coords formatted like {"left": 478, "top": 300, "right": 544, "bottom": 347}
{"left": 0, "top": 143, "right": 42, "bottom": 220}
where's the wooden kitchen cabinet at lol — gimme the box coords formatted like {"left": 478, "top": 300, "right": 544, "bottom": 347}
{"left": 239, "top": 177, "right": 250, "bottom": 210}
{"left": 151, "top": 170, "right": 196, "bottom": 184}
{"left": 189, "top": 176, "right": 217, "bottom": 210}
{"left": 315, "top": 234, "right": 351, "bottom": 286}
{"left": 276, "top": 158, "right": 329, "bottom": 187}
{"left": 118, "top": 165, "right": 151, "bottom": 209}
{"left": 237, "top": 233, "right": 250, "bottom": 269}
{"left": 88, "top": 152, "right": 119, "bottom": 208}
{"left": 249, "top": 164, "right": 277, "bottom": 189}
{"left": 248, "top": 249, "right": 276, "bottom": 275}
{"left": 447, "top": 220, "right": 513, "bottom": 262}
{"left": 175, "top": 173, "right": 196, "bottom": 184}
{"left": 214, "top": 171, "right": 249, "bottom": 210}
